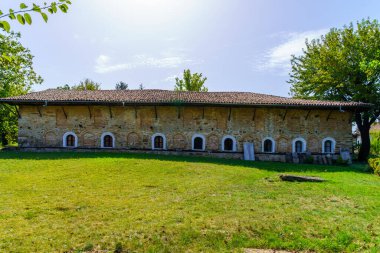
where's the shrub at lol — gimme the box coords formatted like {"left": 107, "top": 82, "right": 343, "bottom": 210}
{"left": 114, "top": 242, "right": 123, "bottom": 253}
{"left": 82, "top": 243, "right": 94, "bottom": 252}
{"left": 304, "top": 156, "right": 314, "bottom": 164}
{"left": 368, "top": 158, "right": 380, "bottom": 176}
{"left": 336, "top": 155, "right": 349, "bottom": 166}
{"left": 371, "top": 131, "right": 380, "bottom": 155}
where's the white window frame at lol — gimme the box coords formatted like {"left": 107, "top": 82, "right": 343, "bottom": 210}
{"left": 221, "top": 135, "right": 237, "bottom": 152}
{"left": 292, "top": 137, "right": 307, "bottom": 153}
{"left": 151, "top": 133, "right": 167, "bottom": 150}
{"left": 62, "top": 131, "right": 78, "bottom": 148}
{"left": 262, "top": 137, "right": 275, "bottom": 153}
{"left": 322, "top": 137, "right": 336, "bottom": 154}
{"left": 101, "top": 132, "right": 115, "bottom": 148}
{"left": 192, "top": 134, "right": 206, "bottom": 151}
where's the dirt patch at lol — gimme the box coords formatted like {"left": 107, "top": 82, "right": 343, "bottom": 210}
{"left": 244, "top": 249, "right": 295, "bottom": 253}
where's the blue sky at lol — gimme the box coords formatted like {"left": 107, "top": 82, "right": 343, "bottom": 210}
{"left": 4, "top": 0, "right": 380, "bottom": 96}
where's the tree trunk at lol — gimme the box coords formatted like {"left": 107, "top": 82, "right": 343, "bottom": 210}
{"left": 355, "top": 111, "right": 374, "bottom": 162}
{"left": 1, "top": 132, "right": 8, "bottom": 146}
{"left": 358, "top": 124, "right": 371, "bottom": 161}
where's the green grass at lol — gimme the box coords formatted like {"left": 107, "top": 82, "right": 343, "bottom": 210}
{"left": 0, "top": 152, "right": 379, "bottom": 252}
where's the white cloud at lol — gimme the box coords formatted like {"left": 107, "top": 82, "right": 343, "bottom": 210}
{"left": 163, "top": 74, "right": 180, "bottom": 83}
{"left": 255, "top": 29, "right": 328, "bottom": 74}
{"left": 94, "top": 54, "right": 194, "bottom": 74}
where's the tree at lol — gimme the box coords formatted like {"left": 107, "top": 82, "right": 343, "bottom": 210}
{"left": 288, "top": 18, "right": 380, "bottom": 161}
{"left": 0, "top": 32, "right": 43, "bottom": 145}
{"left": 73, "top": 79, "right": 101, "bottom": 90}
{"left": 57, "top": 84, "right": 70, "bottom": 90}
{"left": 115, "top": 81, "right": 128, "bottom": 90}
{"left": 174, "top": 69, "right": 208, "bottom": 92}
{"left": 139, "top": 83, "right": 145, "bottom": 90}
{"left": 56, "top": 79, "right": 101, "bottom": 91}
{"left": 0, "top": 1, "right": 71, "bottom": 33}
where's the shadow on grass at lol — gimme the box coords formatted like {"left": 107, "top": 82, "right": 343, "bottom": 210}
{"left": 0, "top": 150, "right": 369, "bottom": 174}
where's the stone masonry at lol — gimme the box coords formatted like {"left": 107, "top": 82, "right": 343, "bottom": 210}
{"left": 17, "top": 105, "right": 353, "bottom": 160}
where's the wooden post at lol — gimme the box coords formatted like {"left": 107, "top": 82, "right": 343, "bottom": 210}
{"left": 326, "top": 110, "right": 333, "bottom": 121}
{"left": 282, "top": 109, "right": 288, "bottom": 121}
{"left": 87, "top": 106, "right": 92, "bottom": 119}
{"left": 305, "top": 110, "right": 311, "bottom": 120}
{"left": 252, "top": 108, "right": 256, "bottom": 121}
{"left": 109, "top": 106, "right": 113, "bottom": 119}
{"left": 154, "top": 106, "right": 158, "bottom": 120}
{"left": 37, "top": 106, "right": 42, "bottom": 117}
{"left": 61, "top": 106, "right": 67, "bottom": 119}
{"left": 228, "top": 107, "right": 232, "bottom": 121}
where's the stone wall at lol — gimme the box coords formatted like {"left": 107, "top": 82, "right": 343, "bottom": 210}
{"left": 17, "top": 105, "right": 353, "bottom": 156}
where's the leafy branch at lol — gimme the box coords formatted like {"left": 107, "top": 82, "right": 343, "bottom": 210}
{"left": 0, "top": 1, "right": 72, "bottom": 32}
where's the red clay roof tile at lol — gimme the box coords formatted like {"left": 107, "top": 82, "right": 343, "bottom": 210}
{"left": 0, "top": 89, "right": 372, "bottom": 110}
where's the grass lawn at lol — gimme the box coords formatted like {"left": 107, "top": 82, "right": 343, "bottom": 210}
{"left": 0, "top": 152, "right": 379, "bottom": 252}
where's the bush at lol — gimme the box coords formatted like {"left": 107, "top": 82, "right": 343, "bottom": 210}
{"left": 114, "top": 242, "right": 123, "bottom": 253}
{"left": 368, "top": 158, "right": 380, "bottom": 176}
{"left": 371, "top": 131, "right": 380, "bottom": 155}
{"left": 336, "top": 155, "right": 349, "bottom": 166}
{"left": 304, "top": 156, "right": 314, "bottom": 164}
{"left": 82, "top": 243, "right": 94, "bottom": 252}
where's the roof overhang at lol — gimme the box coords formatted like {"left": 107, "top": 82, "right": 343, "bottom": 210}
{"left": 0, "top": 99, "right": 372, "bottom": 111}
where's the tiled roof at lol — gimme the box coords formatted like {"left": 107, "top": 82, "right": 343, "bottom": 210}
{"left": 0, "top": 89, "right": 372, "bottom": 109}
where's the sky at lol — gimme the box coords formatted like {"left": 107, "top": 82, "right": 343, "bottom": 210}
{"left": 3, "top": 0, "right": 380, "bottom": 96}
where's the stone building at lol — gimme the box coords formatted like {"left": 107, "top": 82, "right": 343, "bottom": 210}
{"left": 0, "top": 89, "right": 371, "bottom": 161}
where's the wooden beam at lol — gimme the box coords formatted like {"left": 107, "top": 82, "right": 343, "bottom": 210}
{"left": 228, "top": 107, "right": 232, "bottom": 121}
{"left": 14, "top": 106, "right": 21, "bottom": 119}
{"left": 282, "top": 109, "right": 288, "bottom": 121}
{"left": 252, "top": 108, "right": 256, "bottom": 121}
{"left": 305, "top": 110, "right": 311, "bottom": 120}
{"left": 87, "top": 106, "right": 92, "bottom": 119}
{"left": 61, "top": 106, "right": 67, "bottom": 119}
{"left": 154, "top": 106, "right": 158, "bottom": 120}
{"left": 109, "top": 106, "right": 113, "bottom": 119}
{"left": 326, "top": 110, "right": 333, "bottom": 121}
{"left": 37, "top": 106, "right": 42, "bottom": 117}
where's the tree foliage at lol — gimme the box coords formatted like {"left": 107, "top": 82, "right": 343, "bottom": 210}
{"left": 174, "top": 69, "right": 208, "bottom": 92}
{"left": 289, "top": 18, "right": 380, "bottom": 161}
{"left": 115, "top": 81, "right": 128, "bottom": 90}
{"left": 0, "top": 32, "right": 43, "bottom": 144}
{"left": 0, "top": 1, "right": 71, "bottom": 33}
{"left": 57, "top": 79, "right": 101, "bottom": 91}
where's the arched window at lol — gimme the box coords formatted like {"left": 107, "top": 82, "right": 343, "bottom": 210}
{"left": 192, "top": 134, "right": 205, "bottom": 151}
{"left": 292, "top": 137, "right": 306, "bottom": 153}
{"left": 151, "top": 133, "right": 166, "bottom": 150}
{"left": 154, "top": 136, "right": 164, "bottom": 149}
{"left": 66, "top": 134, "right": 75, "bottom": 147}
{"left": 101, "top": 132, "right": 115, "bottom": 148}
{"left": 62, "top": 132, "right": 78, "bottom": 147}
{"left": 221, "top": 135, "right": 237, "bottom": 151}
{"left": 262, "top": 137, "right": 275, "bottom": 153}
{"left": 104, "top": 135, "right": 113, "bottom": 148}
{"left": 224, "top": 138, "right": 233, "bottom": 151}
{"left": 322, "top": 137, "right": 336, "bottom": 153}
{"left": 295, "top": 141, "right": 303, "bottom": 153}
